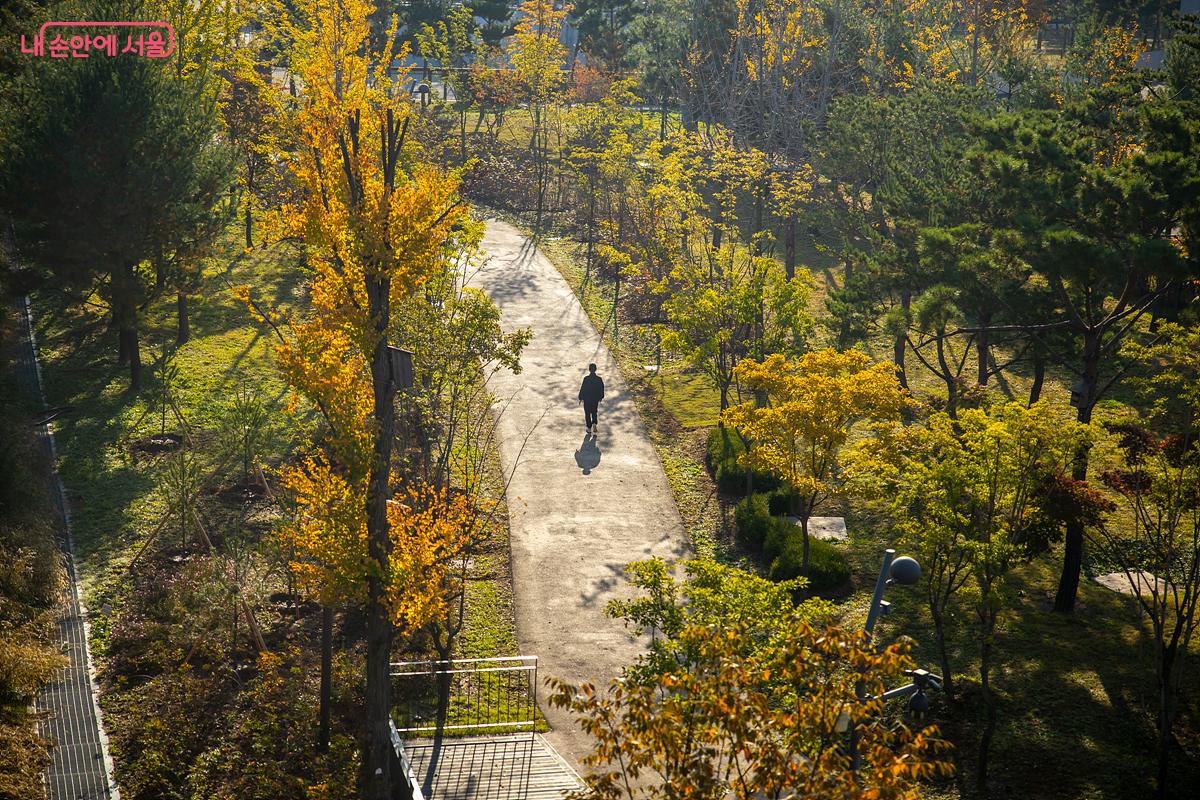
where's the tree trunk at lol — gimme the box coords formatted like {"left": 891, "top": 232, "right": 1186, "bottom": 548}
{"left": 800, "top": 513, "right": 811, "bottom": 573}
{"left": 365, "top": 273, "right": 395, "bottom": 800}
{"left": 318, "top": 605, "right": 332, "bottom": 752}
{"left": 784, "top": 215, "right": 797, "bottom": 279}
{"left": 1156, "top": 646, "right": 1177, "bottom": 798}
{"left": 245, "top": 206, "right": 254, "bottom": 249}
{"left": 1028, "top": 349, "right": 1045, "bottom": 406}
{"left": 1054, "top": 331, "right": 1099, "bottom": 613}
{"left": 976, "top": 313, "right": 991, "bottom": 385}
{"left": 976, "top": 628, "right": 996, "bottom": 790}
{"left": 937, "top": 332, "right": 956, "bottom": 418}
{"left": 176, "top": 290, "right": 189, "bottom": 345}
{"left": 752, "top": 188, "right": 764, "bottom": 255}
{"left": 894, "top": 292, "right": 911, "bottom": 390}
{"left": 659, "top": 95, "right": 668, "bottom": 141}
{"left": 612, "top": 271, "right": 620, "bottom": 343}
{"left": 933, "top": 612, "right": 954, "bottom": 696}
{"left": 119, "top": 324, "right": 141, "bottom": 391}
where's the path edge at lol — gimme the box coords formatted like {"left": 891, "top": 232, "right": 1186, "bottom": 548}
{"left": 21, "top": 295, "right": 121, "bottom": 800}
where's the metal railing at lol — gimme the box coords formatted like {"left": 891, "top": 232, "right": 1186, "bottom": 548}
{"left": 390, "top": 719, "right": 426, "bottom": 800}
{"left": 391, "top": 655, "right": 539, "bottom": 737}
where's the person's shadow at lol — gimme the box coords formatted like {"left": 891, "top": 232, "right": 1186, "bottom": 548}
{"left": 574, "top": 433, "right": 601, "bottom": 475}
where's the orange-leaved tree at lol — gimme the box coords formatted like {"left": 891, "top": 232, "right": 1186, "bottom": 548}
{"left": 259, "top": 0, "right": 471, "bottom": 793}
{"left": 551, "top": 614, "right": 952, "bottom": 799}
{"left": 722, "top": 349, "right": 909, "bottom": 572}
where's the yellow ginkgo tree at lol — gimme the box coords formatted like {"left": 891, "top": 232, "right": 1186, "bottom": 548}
{"left": 253, "top": 0, "right": 471, "bottom": 792}
{"left": 722, "top": 349, "right": 909, "bottom": 572}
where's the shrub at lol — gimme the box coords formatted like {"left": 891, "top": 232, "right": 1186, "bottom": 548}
{"left": 768, "top": 526, "right": 851, "bottom": 594}
{"left": 733, "top": 494, "right": 772, "bottom": 548}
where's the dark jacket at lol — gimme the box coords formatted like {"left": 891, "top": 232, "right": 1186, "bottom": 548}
{"left": 579, "top": 373, "right": 605, "bottom": 405}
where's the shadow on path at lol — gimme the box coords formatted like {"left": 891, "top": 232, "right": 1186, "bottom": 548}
{"left": 573, "top": 433, "right": 601, "bottom": 474}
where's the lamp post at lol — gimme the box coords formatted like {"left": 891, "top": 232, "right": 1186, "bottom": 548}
{"left": 849, "top": 548, "right": 923, "bottom": 770}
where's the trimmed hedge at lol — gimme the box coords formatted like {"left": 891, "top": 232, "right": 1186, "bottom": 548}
{"left": 769, "top": 528, "right": 850, "bottom": 592}
{"left": 734, "top": 493, "right": 772, "bottom": 549}
{"left": 707, "top": 427, "right": 782, "bottom": 496}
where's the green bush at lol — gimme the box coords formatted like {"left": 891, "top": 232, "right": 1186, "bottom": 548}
{"left": 733, "top": 493, "right": 772, "bottom": 548}
{"left": 768, "top": 526, "right": 851, "bottom": 593}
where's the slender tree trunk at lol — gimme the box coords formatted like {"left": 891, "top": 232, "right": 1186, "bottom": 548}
{"left": 1156, "top": 647, "right": 1177, "bottom": 798}
{"left": 932, "top": 610, "right": 954, "bottom": 696}
{"left": 318, "top": 605, "right": 332, "bottom": 752}
{"left": 752, "top": 188, "right": 764, "bottom": 255}
{"left": 976, "top": 313, "right": 991, "bottom": 385}
{"left": 245, "top": 206, "right": 254, "bottom": 249}
{"left": 612, "top": 270, "right": 620, "bottom": 343}
{"left": 894, "top": 292, "right": 910, "bottom": 389}
{"left": 659, "top": 95, "right": 668, "bottom": 141}
{"left": 784, "top": 215, "right": 797, "bottom": 279}
{"left": 977, "top": 625, "right": 996, "bottom": 790}
{"left": 1028, "top": 349, "right": 1045, "bottom": 406}
{"left": 1054, "top": 331, "right": 1099, "bottom": 613}
{"left": 365, "top": 272, "right": 395, "bottom": 800}
{"left": 800, "top": 513, "right": 811, "bottom": 573}
{"left": 460, "top": 108, "right": 467, "bottom": 163}
{"left": 121, "top": 322, "right": 141, "bottom": 390}
{"left": 176, "top": 290, "right": 189, "bottom": 345}
{"left": 937, "top": 332, "right": 956, "bottom": 418}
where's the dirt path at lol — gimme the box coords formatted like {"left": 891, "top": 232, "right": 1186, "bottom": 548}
{"left": 472, "top": 220, "right": 690, "bottom": 768}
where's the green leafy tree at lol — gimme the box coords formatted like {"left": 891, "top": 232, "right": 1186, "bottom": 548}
{"left": 3, "top": 0, "right": 234, "bottom": 390}
{"left": 849, "top": 402, "right": 1093, "bottom": 789}
{"left": 975, "top": 83, "right": 1200, "bottom": 612}
{"left": 1091, "top": 322, "right": 1200, "bottom": 797}
{"left": 723, "top": 349, "right": 909, "bottom": 571}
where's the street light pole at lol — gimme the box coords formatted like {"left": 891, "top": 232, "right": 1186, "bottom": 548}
{"left": 850, "top": 547, "right": 922, "bottom": 771}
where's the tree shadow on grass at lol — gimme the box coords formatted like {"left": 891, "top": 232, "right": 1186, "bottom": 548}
{"left": 866, "top": 549, "right": 1199, "bottom": 799}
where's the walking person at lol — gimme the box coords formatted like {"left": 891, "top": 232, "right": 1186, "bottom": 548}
{"left": 578, "top": 363, "right": 604, "bottom": 433}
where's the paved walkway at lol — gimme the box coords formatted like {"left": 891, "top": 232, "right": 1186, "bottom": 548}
{"left": 405, "top": 734, "right": 583, "bottom": 800}
{"left": 472, "top": 221, "right": 690, "bottom": 768}
{"left": 16, "top": 298, "right": 119, "bottom": 800}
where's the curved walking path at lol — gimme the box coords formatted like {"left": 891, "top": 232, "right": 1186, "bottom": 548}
{"left": 472, "top": 220, "right": 689, "bottom": 768}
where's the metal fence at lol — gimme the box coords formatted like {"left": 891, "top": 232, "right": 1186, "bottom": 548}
{"left": 391, "top": 656, "right": 539, "bottom": 737}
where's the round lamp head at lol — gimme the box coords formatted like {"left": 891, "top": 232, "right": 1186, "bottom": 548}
{"left": 889, "top": 556, "right": 921, "bottom": 586}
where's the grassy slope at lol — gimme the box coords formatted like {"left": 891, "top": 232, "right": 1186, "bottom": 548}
{"left": 529, "top": 219, "right": 1200, "bottom": 799}
{"left": 33, "top": 243, "right": 299, "bottom": 649}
